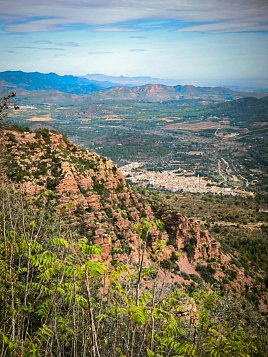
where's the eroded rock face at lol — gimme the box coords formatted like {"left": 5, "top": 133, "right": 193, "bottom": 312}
{"left": 1, "top": 128, "right": 250, "bottom": 291}
{"left": 160, "top": 211, "right": 221, "bottom": 262}
{"left": 159, "top": 210, "right": 251, "bottom": 290}
{"left": 57, "top": 162, "right": 79, "bottom": 194}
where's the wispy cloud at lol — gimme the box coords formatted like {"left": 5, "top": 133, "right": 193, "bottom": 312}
{"left": 56, "top": 41, "right": 80, "bottom": 47}
{"left": 1, "top": 0, "right": 267, "bottom": 34}
{"left": 94, "top": 26, "right": 139, "bottom": 32}
{"left": 129, "top": 36, "right": 146, "bottom": 39}
{"left": 4, "top": 18, "right": 70, "bottom": 33}
{"left": 88, "top": 50, "right": 113, "bottom": 55}
{"left": 32, "top": 40, "right": 53, "bottom": 44}
{"left": 32, "top": 40, "right": 80, "bottom": 47}
{"left": 128, "top": 48, "right": 146, "bottom": 52}
{"left": 16, "top": 46, "right": 65, "bottom": 51}
{"left": 177, "top": 21, "right": 268, "bottom": 33}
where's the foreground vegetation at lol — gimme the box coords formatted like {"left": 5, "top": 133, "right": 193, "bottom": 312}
{"left": 0, "top": 185, "right": 267, "bottom": 356}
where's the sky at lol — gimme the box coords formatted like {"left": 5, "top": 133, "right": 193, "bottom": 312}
{"left": 0, "top": 0, "right": 268, "bottom": 88}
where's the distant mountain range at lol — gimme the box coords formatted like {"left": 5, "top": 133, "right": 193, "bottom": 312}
{"left": 82, "top": 73, "right": 178, "bottom": 86}
{"left": 0, "top": 71, "right": 267, "bottom": 101}
{"left": 0, "top": 71, "right": 103, "bottom": 94}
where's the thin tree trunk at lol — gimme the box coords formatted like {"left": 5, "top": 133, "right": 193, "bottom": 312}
{"left": 84, "top": 272, "right": 100, "bottom": 357}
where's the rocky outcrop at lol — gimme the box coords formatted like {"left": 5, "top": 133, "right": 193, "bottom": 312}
{"left": 160, "top": 211, "right": 221, "bottom": 262}
{"left": 1, "top": 127, "right": 250, "bottom": 291}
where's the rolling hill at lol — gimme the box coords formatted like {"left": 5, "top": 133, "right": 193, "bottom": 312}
{"left": 1, "top": 71, "right": 267, "bottom": 101}
{"left": 197, "top": 96, "right": 268, "bottom": 124}
{"left": 88, "top": 83, "right": 240, "bottom": 101}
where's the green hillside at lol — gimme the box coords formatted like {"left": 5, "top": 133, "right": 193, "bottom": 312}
{"left": 201, "top": 96, "right": 268, "bottom": 125}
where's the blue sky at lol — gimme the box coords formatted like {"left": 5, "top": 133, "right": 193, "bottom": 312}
{"left": 0, "top": 0, "right": 268, "bottom": 87}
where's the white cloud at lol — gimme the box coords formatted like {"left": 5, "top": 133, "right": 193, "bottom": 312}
{"left": 0, "top": 0, "right": 267, "bottom": 33}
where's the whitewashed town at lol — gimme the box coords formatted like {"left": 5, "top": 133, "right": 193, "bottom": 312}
{"left": 120, "top": 162, "right": 236, "bottom": 195}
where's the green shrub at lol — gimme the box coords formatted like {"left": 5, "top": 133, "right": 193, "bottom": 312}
{"left": 196, "top": 264, "right": 216, "bottom": 283}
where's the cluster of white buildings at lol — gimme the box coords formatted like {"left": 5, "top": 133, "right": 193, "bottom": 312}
{"left": 121, "top": 162, "right": 234, "bottom": 195}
